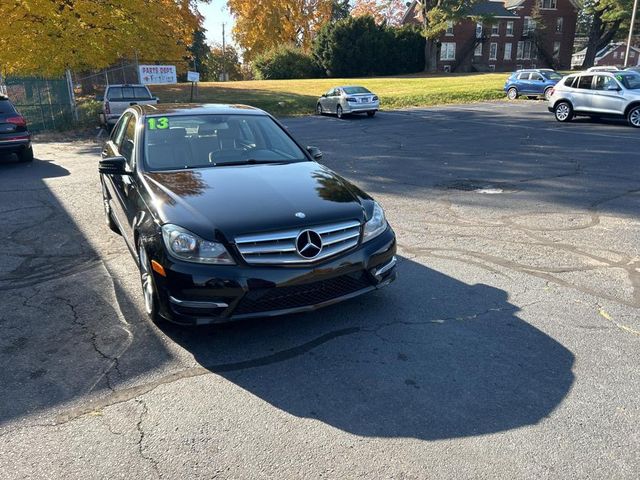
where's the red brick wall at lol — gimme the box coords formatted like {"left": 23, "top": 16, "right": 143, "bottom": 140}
{"left": 597, "top": 45, "right": 640, "bottom": 67}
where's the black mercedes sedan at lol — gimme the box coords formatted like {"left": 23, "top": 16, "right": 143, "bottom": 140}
{"left": 99, "top": 104, "right": 396, "bottom": 325}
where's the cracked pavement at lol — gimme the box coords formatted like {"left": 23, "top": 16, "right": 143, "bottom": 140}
{"left": 0, "top": 102, "right": 638, "bottom": 479}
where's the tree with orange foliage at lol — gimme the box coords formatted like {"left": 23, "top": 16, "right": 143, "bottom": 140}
{"left": 350, "top": 0, "right": 406, "bottom": 26}
{"left": 0, "top": 0, "right": 203, "bottom": 76}
{"left": 227, "top": 0, "right": 334, "bottom": 61}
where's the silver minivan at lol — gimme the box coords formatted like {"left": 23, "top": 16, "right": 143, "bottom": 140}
{"left": 548, "top": 71, "right": 640, "bottom": 127}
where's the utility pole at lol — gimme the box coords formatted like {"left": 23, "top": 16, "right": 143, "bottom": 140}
{"left": 222, "top": 22, "right": 227, "bottom": 82}
{"left": 626, "top": 0, "right": 639, "bottom": 67}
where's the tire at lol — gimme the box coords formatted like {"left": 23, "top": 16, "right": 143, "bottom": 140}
{"left": 554, "top": 101, "right": 573, "bottom": 123}
{"left": 627, "top": 105, "right": 640, "bottom": 128}
{"left": 316, "top": 103, "right": 323, "bottom": 115}
{"left": 507, "top": 88, "right": 518, "bottom": 100}
{"left": 18, "top": 146, "right": 34, "bottom": 162}
{"left": 336, "top": 105, "right": 343, "bottom": 119}
{"left": 138, "top": 243, "right": 162, "bottom": 324}
{"left": 544, "top": 87, "right": 553, "bottom": 101}
{"left": 367, "top": 111, "right": 376, "bottom": 117}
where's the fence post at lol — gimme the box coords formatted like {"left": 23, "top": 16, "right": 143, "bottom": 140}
{"left": 65, "top": 69, "right": 78, "bottom": 121}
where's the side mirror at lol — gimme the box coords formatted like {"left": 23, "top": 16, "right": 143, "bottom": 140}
{"left": 307, "top": 146, "right": 323, "bottom": 161}
{"left": 99, "top": 156, "right": 129, "bottom": 175}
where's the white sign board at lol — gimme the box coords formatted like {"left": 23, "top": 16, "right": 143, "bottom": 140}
{"left": 187, "top": 71, "right": 200, "bottom": 82}
{"left": 138, "top": 65, "right": 177, "bottom": 85}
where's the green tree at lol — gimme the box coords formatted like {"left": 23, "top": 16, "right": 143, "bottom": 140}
{"left": 580, "top": 0, "right": 633, "bottom": 68}
{"left": 205, "top": 44, "right": 243, "bottom": 81}
{"left": 187, "top": 29, "right": 212, "bottom": 81}
{"left": 331, "top": 0, "right": 351, "bottom": 20}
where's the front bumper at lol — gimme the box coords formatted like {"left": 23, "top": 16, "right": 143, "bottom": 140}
{"left": 151, "top": 227, "right": 397, "bottom": 325}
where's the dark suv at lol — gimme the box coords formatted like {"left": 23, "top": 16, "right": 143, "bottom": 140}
{"left": 0, "top": 95, "right": 33, "bottom": 162}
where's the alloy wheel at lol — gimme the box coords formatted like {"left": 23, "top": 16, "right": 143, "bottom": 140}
{"left": 507, "top": 88, "right": 518, "bottom": 100}
{"left": 555, "top": 103, "right": 570, "bottom": 122}
{"left": 337, "top": 105, "right": 343, "bottom": 119}
{"left": 316, "top": 103, "right": 323, "bottom": 115}
{"left": 629, "top": 108, "right": 640, "bottom": 128}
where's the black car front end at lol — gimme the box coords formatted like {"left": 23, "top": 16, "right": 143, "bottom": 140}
{"left": 145, "top": 225, "right": 396, "bottom": 325}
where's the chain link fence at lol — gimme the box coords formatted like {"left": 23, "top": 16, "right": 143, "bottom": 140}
{"left": 1, "top": 76, "right": 74, "bottom": 132}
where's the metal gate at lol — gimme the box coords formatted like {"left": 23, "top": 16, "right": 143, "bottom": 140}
{"left": 2, "top": 77, "right": 74, "bottom": 131}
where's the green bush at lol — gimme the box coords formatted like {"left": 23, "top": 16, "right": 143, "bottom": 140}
{"left": 313, "top": 16, "right": 425, "bottom": 77}
{"left": 76, "top": 100, "right": 102, "bottom": 128}
{"left": 252, "top": 45, "right": 324, "bottom": 80}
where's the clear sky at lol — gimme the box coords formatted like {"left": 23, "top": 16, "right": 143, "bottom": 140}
{"left": 200, "top": 1, "right": 235, "bottom": 47}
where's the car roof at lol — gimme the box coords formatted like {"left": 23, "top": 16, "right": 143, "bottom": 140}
{"left": 106, "top": 84, "right": 149, "bottom": 88}
{"left": 514, "top": 69, "right": 553, "bottom": 73}
{"left": 133, "top": 103, "right": 267, "bottom": 117}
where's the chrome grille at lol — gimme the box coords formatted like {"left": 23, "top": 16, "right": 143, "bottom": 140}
{"left": 235, "top": 220, "right": 361, "bottom": 265}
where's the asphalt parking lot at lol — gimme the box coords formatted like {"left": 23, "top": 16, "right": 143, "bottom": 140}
{"left": 0, "top": 101, "right": 638, "bottom": 479}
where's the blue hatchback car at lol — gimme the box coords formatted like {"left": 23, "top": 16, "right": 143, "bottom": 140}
{"left": 504, "top": 69, "right": 563, "bottom": 100}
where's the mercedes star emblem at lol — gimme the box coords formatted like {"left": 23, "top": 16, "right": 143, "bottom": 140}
{"left": 295, "top": 230, "right": 323, "bottom": 259}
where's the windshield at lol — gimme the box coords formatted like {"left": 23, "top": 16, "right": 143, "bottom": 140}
{"left": 143, "top": 114, "right": 308, "bottom": 170}
{"left": 342, "top": 86, "right": 371, "bottom": 94}
{"left": 107, "top": 86, "right": 152, "bottom": 100}
{"left": 543, "top": 72, "right": 563, "bottom": 80}
{"left": 615, "top": 73, "right": 640, "bottom": 90}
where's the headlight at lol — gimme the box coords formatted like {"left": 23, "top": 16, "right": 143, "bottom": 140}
{"left": 161, "top": 224, "right": 235, "bottom": 265}
{"left": 363, "top": 202, "right": 388, "bottom": 242}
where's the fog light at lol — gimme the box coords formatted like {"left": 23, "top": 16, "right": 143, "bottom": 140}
{"left": 373, "top": 256, "right": 397, "bottom": 280}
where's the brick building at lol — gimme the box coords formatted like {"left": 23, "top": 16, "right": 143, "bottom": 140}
{"left": 402, "top": 0, "right": 578, "bottom": 72}
{"left": 572, "top": 42, "right": 640, "bottom": 69}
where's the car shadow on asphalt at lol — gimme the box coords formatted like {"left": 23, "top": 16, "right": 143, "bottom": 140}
{"left": 160, "top": 256, "right": 575, "bottom": 440}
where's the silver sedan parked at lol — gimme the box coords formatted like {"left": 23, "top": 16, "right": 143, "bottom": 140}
{"left": 316, "top": 86, "right": 379, "bottom": 119}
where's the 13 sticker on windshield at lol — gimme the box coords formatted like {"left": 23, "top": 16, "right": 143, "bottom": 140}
{"left": 148, "top": 117, "right": 169, "bottom": 130}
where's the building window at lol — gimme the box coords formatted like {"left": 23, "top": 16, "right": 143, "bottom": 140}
{"left": 506, "top": 21, "right": 514, "bottom": 36}
{"left": 632, "top": 51, "right": 637, "bottom": 59}
{"left": 553, "top": 41, "right": 561, "bottom": 59}
{"left": 540, "top": 0, "right": 557, "bottom": 8}
{"left": 556, "top": 17, "right": 563, "bottom": 33}
{"left": 443, "top": 65, "right": 451, "bottom": 73}
{"left": 517, "top": 41, "right": 524, "bottom": 60}
{"left": 524, "top": 17, "right": 536, "bottom": 35}
{"left": 489, "top": 65, "right": 496, "bottom": 72}
{"left": 489, "top": 42, "right": 498, "bottom": 60}
{"left": 445, "top": 20, "right": 454, "bottom": 35}
{"left": 476, "top": 22, "right": 483, "bottom": 39}
{"left": 492, "top": 23, "right": 499, "bottom": 36}
{"left": 440, "top": 42, "right": 456, "bottom": 61}
{"left": 531, "top": 42, "right": 538, "bottom": 60}
{"left": 504, "top": 43, "right": 513, "bottom": 60}
{"left": 474, "top": 43, "right": 483, "bottom": 56}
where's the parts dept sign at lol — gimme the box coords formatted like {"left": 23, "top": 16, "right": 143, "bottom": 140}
{"left": 138, "top": 65, "right": 177, "bottom": 85}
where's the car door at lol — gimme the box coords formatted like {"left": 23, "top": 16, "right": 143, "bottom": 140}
{"left": 320, "top": 89, "right": 334, "bottom": 110}
{"left": 529, "top": 72, "right": 545, "bottom": 94}
{"left": 591, "top": 75, "right": 626, "bottom": 115}
{"left": 571, "top": 75, "right": 594, "bottom": 111}
{"left": 518, "top": 73, "right": 532, "bottom": 93}
{"left": 101, "top": 112, "right": 139, "bottom": 248}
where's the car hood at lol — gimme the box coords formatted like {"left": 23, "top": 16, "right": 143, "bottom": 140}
{"left": 142, "top": 161, "right": 371, "bottom": 240}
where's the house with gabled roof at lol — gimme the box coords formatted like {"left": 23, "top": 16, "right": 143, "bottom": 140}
{"left": 402, "top": 0, "right": 578, "bottom": 72}
{"left": 571, "top": 42, "right": 640, "bottom": 69}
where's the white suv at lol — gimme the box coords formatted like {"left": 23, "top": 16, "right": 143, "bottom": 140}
{"left": 548, "top": 71, "right": 640, "bottom": 128}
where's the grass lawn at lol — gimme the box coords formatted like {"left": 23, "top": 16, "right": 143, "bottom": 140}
{"left": 152, "top": 73, "right": 508, "bottom": 116}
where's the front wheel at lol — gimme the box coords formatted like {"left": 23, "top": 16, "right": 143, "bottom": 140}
{"left": 367, "top": 111, "right": 376, "bottom": 117}
{"left": 316, "top": 103, "right": 323, "bottom": 115}
{"left": 554, "top": 101, "right": 573, "bottom": 123}
{"left": 336, "top": 105, "right": 344, "bottom": 119}
{"left": 507, "top": 88, "right": 518, "bottom": 100}
{"left": 627, "top": 106, "right": 640, "bottom": 128}
{"left": 138, "top": 243, "right": 162, "bottom": 324}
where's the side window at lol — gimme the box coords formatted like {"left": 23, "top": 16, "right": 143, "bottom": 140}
{"left": 119, "top": 116, "right": 137, "bottom": 168}
{"left": 564, "top": 76, "right": 576, "bottom": 87}
{"left": 577, "top": 76, "right": 594, "bottom": 89}
{"left": 530, "top": 73, "right": 543, "bottom": 81}
{"left": 518, "top": 72, "right": 529, "bottom": 80}
{"left": 593, "top": 75, "right": 617, "bottom": 90}
{"left": 111, "top": 113, "right": 131, "bottom": 145}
